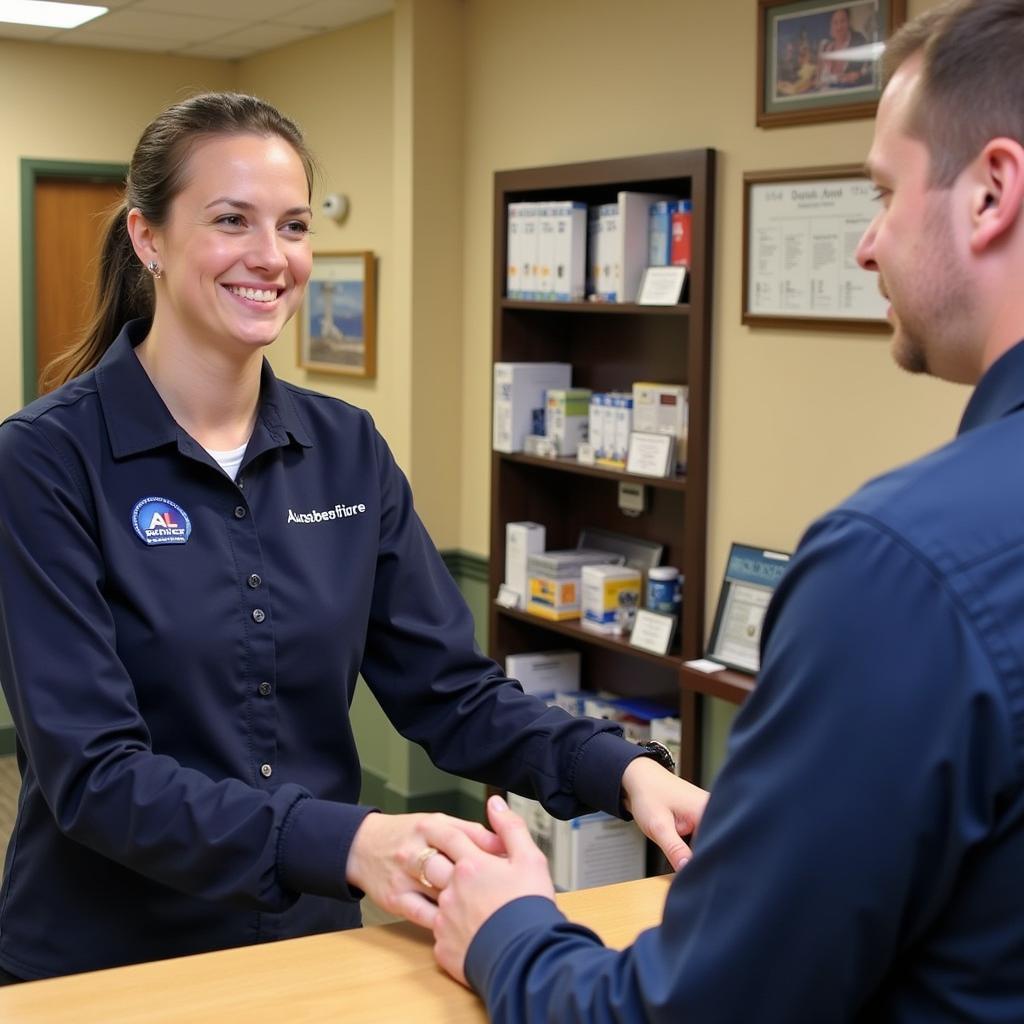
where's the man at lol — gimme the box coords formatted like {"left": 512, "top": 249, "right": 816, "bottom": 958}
{"left": 419, "top": 1, "right": 1024, "bottom": 1019}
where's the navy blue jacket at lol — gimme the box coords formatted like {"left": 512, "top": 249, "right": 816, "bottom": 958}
{"left": 466, "top": 342, "right": 1024, "bottom": 1022}
{"left": 0, "top": 320, "right": 640, "bottom": 980}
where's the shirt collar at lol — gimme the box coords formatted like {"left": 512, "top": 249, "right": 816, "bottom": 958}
{"left": 95, "top": 318, "right": 313, "bottom": 459}
{"left": 958, "top": 339, "right": 1024, "bottom": 436}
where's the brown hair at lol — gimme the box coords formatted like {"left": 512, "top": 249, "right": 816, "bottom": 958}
{"left": 882, "top": 0, "right": 1024, "bottom": 188}
{"left": 42, "top": 92, "right": 317, "bottom": 391}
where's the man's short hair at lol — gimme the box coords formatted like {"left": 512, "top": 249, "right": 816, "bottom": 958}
{"left": 883, "top": 0, "right": 1024, "bottom": 187}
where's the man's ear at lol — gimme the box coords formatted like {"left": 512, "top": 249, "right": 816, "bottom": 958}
{"left": 126, "top": 207, "right": 161, "bottom": 270}
{"left": 969, "top": 138, "right": 1024, "bottom": 254}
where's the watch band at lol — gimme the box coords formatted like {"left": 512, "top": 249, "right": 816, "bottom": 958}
{"left": 637, "top": 739, "right": 676, "bottom": 773}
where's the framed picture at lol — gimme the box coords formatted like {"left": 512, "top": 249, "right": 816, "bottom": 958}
{"left": 757, "top": 0, "right": 906, "bottom": 128}
{"left": 298, "top": 251, "right": 376, "bottom": 378}
{"left": 742, "top": 164, "right": 891, "bottom": 331}
{"left": 707, "top": 544, "right": 792, "bottom": 674}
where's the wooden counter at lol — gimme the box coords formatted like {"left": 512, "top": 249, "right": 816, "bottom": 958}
{"left": 0, "top": 875, "right": 672, "bottom": 1022}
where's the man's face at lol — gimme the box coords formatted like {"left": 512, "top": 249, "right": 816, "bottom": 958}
{"left": 857, "top": 55, "right": 976, "bottom": 382}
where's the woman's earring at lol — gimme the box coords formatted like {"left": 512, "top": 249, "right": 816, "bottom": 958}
{"left": 146, "top": 260, "right": 163, "bottom": 280}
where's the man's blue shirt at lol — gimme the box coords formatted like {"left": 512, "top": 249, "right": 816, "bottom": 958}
{"left": 467, "top": 342, "right": 1024, "bottom": 1023}
{"left": 0, "top": 320, "right": 640, "bottom": 979}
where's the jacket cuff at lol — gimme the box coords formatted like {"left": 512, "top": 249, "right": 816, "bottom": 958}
{"left": 571, "top": 730, "right": 646, "bottom": 817}
{"left": 465, "top": 896, "right": 567, "bottom": 995}
{"left": 277, "top": 796, "right": 379, "bottom": 901}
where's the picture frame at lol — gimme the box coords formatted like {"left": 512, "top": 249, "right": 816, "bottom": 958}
{"left": 298, "top": 251, "right": 376, "bottom": 378}
{"left": 742, "top": 164, "right": 891, "bottom": 332}
{"left": 757, "top": 0, "right": 906, "bottom": 129}
{"left": 707, "top": 543, "right": 792, "bottom": 674}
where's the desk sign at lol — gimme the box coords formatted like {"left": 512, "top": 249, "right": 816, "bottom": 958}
{"left": 496, "top": 584, "right": 521, "bottom": 610}
{"left": 638, "top": 266, "right": 687, "bottom": 305}
{"left": 629, "top": 609, "right": 677, "bottom": 656}
{"left": 626, "top": 432, "right": 674, "bottom": 478}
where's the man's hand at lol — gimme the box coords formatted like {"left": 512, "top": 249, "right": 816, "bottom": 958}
{"left": 621, "top": 757, "right": 709, "bottom": 869}
{"left": 346, "top": 811, "right": 505, "bottom": 930}
{"left": 423, "top": 795, "right": 556, "bottom": 987}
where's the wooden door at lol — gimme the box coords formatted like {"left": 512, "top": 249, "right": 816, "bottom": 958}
{"left": 34, "top": 177, "right": 124, "bottom": 394}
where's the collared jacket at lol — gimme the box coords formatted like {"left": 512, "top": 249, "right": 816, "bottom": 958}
{"left": 0, "top": 319, "right": 640, "bottom": 980}
{"left": 466, "top": 341, "right": 1024, "bottom": 1023}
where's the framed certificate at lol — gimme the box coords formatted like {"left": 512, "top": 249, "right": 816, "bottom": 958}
{"left": 707, "top": 543, "right": 792, "bottom": 674}
{"left": 742, "top": 165, "right": 891, "bottom": 331}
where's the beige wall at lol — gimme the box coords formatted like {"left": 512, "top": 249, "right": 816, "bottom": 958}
{"left": 458, "top": 0, "right": 961, "bottom": 614}
{"left": 0, "top": 41, "right": 236, "bottom": 419}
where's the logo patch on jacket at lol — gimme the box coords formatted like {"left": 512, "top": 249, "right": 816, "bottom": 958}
{"left": 132, "top": 497, "right": 192, "bottom": 545}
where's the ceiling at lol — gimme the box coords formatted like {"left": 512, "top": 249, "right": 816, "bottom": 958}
{"left": 0, "top": 0, "right": 394, "bottom": 59}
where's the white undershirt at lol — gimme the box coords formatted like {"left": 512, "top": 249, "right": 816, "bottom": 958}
{"left": 204, "top": 440, "right": 249, "bottom": 481}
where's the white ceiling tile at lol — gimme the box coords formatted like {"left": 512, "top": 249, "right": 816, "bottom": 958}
{"left": 68, "top": 9, "right": 247, "bottom": 44}
{"left": 209, "top": 23, "right": 317, "bottom": 49}
{"left": 131, "top": 0, "right": 310, "bottom": 18}
{"left": 0, "top": 23, "right": 62, "bottom": 41}
{"left": 53, "top": 31, "right": 177, "bottom": 52}
{"left": 283, "top": 0, "right": 392, "bottom": 30}
{"left": 177, "top": 41, "right": 252, "bottom": 59}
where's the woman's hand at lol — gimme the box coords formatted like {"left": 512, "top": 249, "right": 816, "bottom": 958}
{"left": 345, "top": 811, "right": 505, "bottom": 929}
{"left": 621, "top": 757, "right": 709, "bottom": 869}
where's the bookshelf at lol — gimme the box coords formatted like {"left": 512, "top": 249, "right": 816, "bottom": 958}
{"left": 488, "top": 149, "right": 738, "bottom": 786}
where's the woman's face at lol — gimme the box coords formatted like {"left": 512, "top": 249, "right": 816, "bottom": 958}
{"left": 151, "top": 132, "right": 313, "bottom": 356}
{"left": 830, "top": 8, "right": 851, "bottom": 41}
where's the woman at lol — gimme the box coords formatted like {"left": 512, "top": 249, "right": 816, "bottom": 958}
{"left": 0, "top": 93, "right": 705, "bottom": 982}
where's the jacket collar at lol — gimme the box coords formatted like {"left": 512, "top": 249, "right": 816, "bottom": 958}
{"left": 94, "top": 319, "right": 313, "bottom": 458}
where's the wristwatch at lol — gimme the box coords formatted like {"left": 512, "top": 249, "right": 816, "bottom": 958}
{"left": 636, "top": 739, "right": 676, "bottom": 774}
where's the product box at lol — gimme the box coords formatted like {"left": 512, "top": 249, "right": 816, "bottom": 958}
{"left": 508, "top": 795, "right": 646, "bottom": 892}
{"left": 581, "top": 564, "right": 642, "bottom": 635}
{"left": 648, "top": 200, "right": 673, "bottom": 267}
{"left": 505, "top": 650, "right": 581, "bottom": 696}
{"left": 632, "top": 382, "right": 688, "bottom": 471}
{"left": 506, "top": 202, "right": 524, "bottom": 298}
{"left": 493, "top": 362, "right": 572, "bottom": 453}
{"left": 588, "top": 393, "right": 607, "bottom": 460}
{"left": 670, "top": 199, "right": 693, "bottom": 268}
{"left": 613, "top": 697, "right": 679, "bottom": 745}
{"left": 526, "top": 548, "right": 619, "bottom": 621}
{"left": 505, "top": 522, "right": 545, "bottom": 607}
{"left": 595, "top": 202, "right": 620, "bottom": 301}
{"left": 520, "top": 203, "right": 540, "bottom": 298}
{"left": 552, "top": 200, "right": 588, "bottom": 301}
{"left": 546, "top": 388, "right": 592, "bottom": 456}
{"left": 536, "top": 204, "right": 556, "bottom": 300}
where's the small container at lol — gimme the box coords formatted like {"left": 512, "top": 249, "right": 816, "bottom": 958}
{"left": 647, "top": 566, "right": 682, "bottom": 615}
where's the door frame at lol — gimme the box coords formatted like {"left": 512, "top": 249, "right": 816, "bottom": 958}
{"left": 20, "top": 158, "right": 128, "bottom": 404}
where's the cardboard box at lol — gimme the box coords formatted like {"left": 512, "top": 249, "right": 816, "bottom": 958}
{"left": 546, "top": 388, "right": 592, "bottom": 457}
{"left": 507, "top": 795, "right": 647, "bottom": 892}
{"left": 526, "top": 549, "right": 617, "bottom": 621}
{"left": 505, "top": 650, "right": 581, "bottom": 696}
{"left": 581, "top": 564, "right": 641, "bottom": 635}
{"left": 492, "top": 362, "right": 572, "bottom": 454}
{"left": 505, "top": 522, "right": 545, "bottom": 607}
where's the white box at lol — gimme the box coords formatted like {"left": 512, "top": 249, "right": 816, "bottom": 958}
{"left": 507, "top": 795, "right": 646, "bottom": 892}
{"left": 493, "top": 362, "right": 572, "bottom": 453}
{"left": 633, "top": 382, "right": 688, "bottom": 471}
{"left": 596, "top": 203, "right": 620, "bottom": 301}
{"left": 536, "top": 203, "right": 556, "bottom": 300}
{"left": 505, "top": 649, "right": 580, "bottom": 696}
{"left": 506, "top": 202, "right": 525, "bottom": 298}
{"left": 616, "top": 190, "right": 676, "bottom": 303}
{"left": 521, "top": 203, "right": 540, "bottom": 299}
{"left": 546, "top": 388, "right": 591, "bottom": 456}
{"left": 612, "top": 393, "right": 634, "bottom": 464}
{"left": 581, "top": 564, "right": 642, "bottom": 635}
{"left": 588, "top": 393, "right": 607, "bottom": 460}
{"left": 505, "top": 521, "right": 545, "bottom": 606}
{"left": 552, "top": 200, "right": 587, "bottom": 301}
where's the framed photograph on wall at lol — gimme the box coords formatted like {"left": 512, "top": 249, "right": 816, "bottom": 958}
{"left": 298, "top": 251, "right": 377, "bottom": 378}
{"left": 757, "top": 0, "right": 907, "bottom": 128}
{"left": 742, "top": 164, "right": 892, "bottom": 331}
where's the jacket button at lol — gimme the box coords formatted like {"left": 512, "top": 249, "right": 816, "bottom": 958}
{"left": 252, "top": 608, "right": 266, "bottom": 623}
{"left": 248, "top": 573, "right": 262, "bottom": 589}
{"left": 260, "top": 763, "right": 273, "bottom": 778}
{"left": 258, "top": 681, "right": 272, "bottom": 697}
{"left": 234, "top": 506, "right": 247, "bottom": 519}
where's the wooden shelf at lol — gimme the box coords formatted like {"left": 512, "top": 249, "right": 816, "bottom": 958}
{"left": 679, "top": 664, "right": 755, "bottom": 705}
{"left": 496, "top": 605, "right": 684, "bottom": 671}
{"left": 498, "top": 452, "right": 687, "bottom": 491}
{"left": 489, "top": 149, "right": 717, "bottom": 783}
{"left": 501, "top": 299, "right": 690, "bottom": 317}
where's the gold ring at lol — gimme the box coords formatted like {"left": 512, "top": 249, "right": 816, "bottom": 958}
{"left": 414, "top": 846, "right": 438, "bottom": 888}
